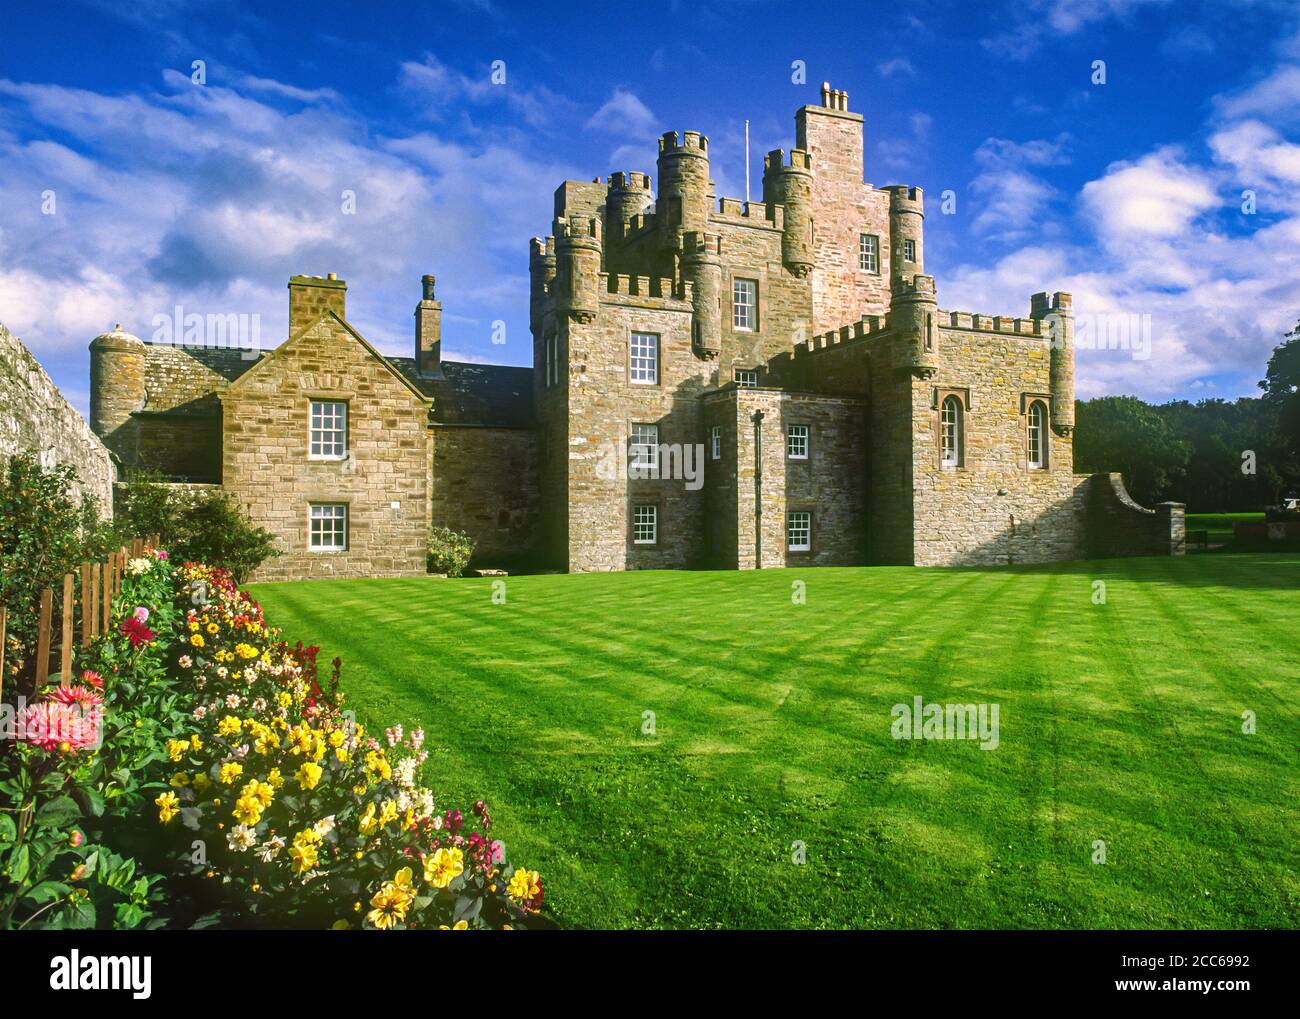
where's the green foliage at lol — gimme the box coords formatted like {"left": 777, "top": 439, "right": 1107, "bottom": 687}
{"left": 0, "top": 453, "right": 114, "bottom": 684}
{"left": 1076, "top": 317, "right": 1300, "bottom": 512}
{"left": 427, "top": 526, "right": 475, "bottom": 577}
{"left": 115, "top": 471, "right": 278, "bottom": 581}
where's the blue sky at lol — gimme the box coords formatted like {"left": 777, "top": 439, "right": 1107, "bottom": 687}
{"left": 3, "top": 0, "right": 1300, "bottom": 414}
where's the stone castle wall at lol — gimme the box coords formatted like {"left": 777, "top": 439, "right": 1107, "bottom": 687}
{"left": 221, "top": 317, "right": 430, "bottom": 582}
{"left": 429, "top": 425, "right": 539, "bottom": 563}
{"left": 1, "top": 321, "right": 115, "bottom": 514}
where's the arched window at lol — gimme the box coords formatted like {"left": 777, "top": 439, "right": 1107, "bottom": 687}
{"left": 940, "top": 395, "right": 962, "bottom": 467}
{"left": 1027, "top": 400, "right": 1047, "bottom": 469}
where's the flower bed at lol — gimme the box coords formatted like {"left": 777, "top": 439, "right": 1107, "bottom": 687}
{"left": 1, "top": 549, "right": 545, "bottom": 930}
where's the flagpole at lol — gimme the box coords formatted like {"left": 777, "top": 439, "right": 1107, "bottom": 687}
{"left": 745, "top": 119, "right": 751, "bottom": 203}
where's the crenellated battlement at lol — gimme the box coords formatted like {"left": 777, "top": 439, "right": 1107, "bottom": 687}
{"left": 602, "top": 272, "right": 692, "bottom": 303}
{"left": 940, "top": 310, "right": 1045, "bottom": 337}
{"left": 608, "top": 170, "right": 652, "bottom": 192}
{"left": 796, "top": 313, "right": 892, "bottom": 356}
{"left": 712, "top": 198, "right": 782, "bottom": 228}
{"left": 659, "top": 130, "right": 709, "bottom": 156}
{"left": 764, "top": 148, "right": 812, "bottom": 174}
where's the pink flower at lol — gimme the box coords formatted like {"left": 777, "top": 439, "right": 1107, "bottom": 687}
{"left": 153, "top": 549, "right": 169, "bottom": 561}
{"left": 51, "top": 685, "right": 104, "bottom": 711}
{"left": 133, "top": 606, "right": 150, "bottom": 623}
{"left": 81, "top": 670, "right": 103, "bottom": 689}
{"left": 19, "top": 700, "right": 101, "bottom": 752}
{"left": 119, "top": 616, "right": 154, "bottom": 648}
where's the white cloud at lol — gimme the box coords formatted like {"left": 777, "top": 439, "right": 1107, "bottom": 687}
{"left": 968, "top": 135, "right": 1070, "bottom": 239}
{"left": 1081, "top": 148, "right": 1219, "bottom": 240}
{"left": 878, "top": 58, "right": 915, "bottom": 78}
{"left": 587, "top": 88, "right": 657, "bottom": 137}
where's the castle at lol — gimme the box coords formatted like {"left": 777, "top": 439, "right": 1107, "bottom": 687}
{"left": 88, "top": 83, "right": 1184, "bottom": 581}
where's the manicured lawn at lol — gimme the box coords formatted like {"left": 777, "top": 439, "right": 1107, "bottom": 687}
{"left": 249, "top": 554, "right": 1299, "bottom": 929}
{"left": 1186, "top": 512, "right": 1264, "bottom": 544}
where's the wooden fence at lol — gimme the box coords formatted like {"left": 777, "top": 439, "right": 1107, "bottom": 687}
{"left": 0, "top": 534, "right": 160, "bottom": 701}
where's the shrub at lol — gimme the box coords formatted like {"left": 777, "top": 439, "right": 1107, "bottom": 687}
{"left": 115, "top": 472, "right": 278, "bottom": 582}
{"left": 427, "top": 526, "right": 475, "bottom": 577}
{"left": 0, "top": 453, "right": 115, "bottom": 686}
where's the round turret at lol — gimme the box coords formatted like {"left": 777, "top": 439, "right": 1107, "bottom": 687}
{"left": 89, "top": 324, "right": 146, "bottom": 461}
{"left": 763, "top": 148, "right": 814, "bottom": 278}
{"left": 682, "top": 231, "right": 722, "bottom": 360}
{"left": 885, "top": 185, "right": 925, "bottom": 290}
{"left": 553, "top": 218, "right": 602, "bottom": 323}
{"left": 889, "top": 276, "right": 939, "bottom": 378}
{"left": 606, "top": 171, "right": 654, "bottom": 239}
{"left": 1033, "top": 292, "right": 1075, "bottom": 435}
{"left": 656, "top": 131, "right": 712, "bottom": 250}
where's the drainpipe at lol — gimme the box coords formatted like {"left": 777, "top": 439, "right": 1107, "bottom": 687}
{"left": 752, "top": 409, "right": 765, "bottom": 568}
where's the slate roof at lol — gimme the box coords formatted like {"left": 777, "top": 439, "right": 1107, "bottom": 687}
{"left": 141, "top": 341, "right": 534, "bottom": 429}
{"left": 388, "top": 358, "right": 535, "bottom": 429}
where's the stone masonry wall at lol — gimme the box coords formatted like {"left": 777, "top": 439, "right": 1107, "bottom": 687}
{"left": 722, "top": 388, "right": 867, "bottom": 569}
{"left": 909, "top": 325, "right": 1085, "bottom": 566}
{"left": 221, "top": 317, "right": 430, "bottom": 582}
{"left": 796, "top": 104, "right": 893, "bottom": 331}
{"left": 1084, "top": 473, "right": 1186, "bottom": 558}
{"left": 429, "top": 425, "right": 539, "bottom": 563}
{"left": 1, "top": 321, "right": 116, "bottom": 514}
{"left": 563, "top": 294, "right": 706, "bottom": 570}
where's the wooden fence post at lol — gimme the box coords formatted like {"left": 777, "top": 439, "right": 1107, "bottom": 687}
{"left": 0, "top": 605, "right": 7, "bottom": 705}
{"left": 35, "top": 587, "right": 53, "bottom": 686}
{"left": 91, "top": 562, "right": 102, "bottom": 637}
{"left": 101, "top": 557, "right": 112, "bottom": 633}
{"left": 60, "top": 573, "right": 73, "bottom": 687}
{"left": 80, "top": 563, "right": 92, "bottom": 647}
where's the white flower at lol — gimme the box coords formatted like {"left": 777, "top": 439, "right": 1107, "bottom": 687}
{"left": 394, "top": 758, "right": 417, "bottom": 789}
{"left": 242, "top": 668, "right": 257, "bottom": 684}
{"left": 252, "top": 698, "right": 267, "bottom": 713}
{"left": 126, "top": 557, "right": 152, "bottom": 576}
{"left": 193, "top": 706, "right": 208, "bottom": 720}
{"left": 216, "top": 667, "right": 228, "bottom": 679}
{"left": 257, "top": 836, "right": 285, "bottom": 862}
{"left": 227, "top": 825, "right": 257, "bottom": 851}
{"left": 225, "top": 694, "right": 241, "bottom": 709}
{"left": 313, "top": 816, "right": 336, "bottom": 836}
{"left": 179, "top": 655, "right": 193, "bottom": 669}
{"left": 415, "top": 791, "right": 435, "bottom": 817}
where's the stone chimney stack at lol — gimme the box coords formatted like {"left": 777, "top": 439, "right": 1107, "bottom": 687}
{"left": 415, "top": 274, "right": 442, "bottom": 376}
{"left": 288, "top": 272, "right": 347, "bottom": 336}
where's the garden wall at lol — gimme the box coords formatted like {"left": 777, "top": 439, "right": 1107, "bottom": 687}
{"left": 1084, "top": 472, "right": 1185, "bottom": 558}
{"left": 0, "top": 320, "right": 116, "bottom": 515}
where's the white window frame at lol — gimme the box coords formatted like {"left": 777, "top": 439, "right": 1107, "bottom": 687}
{"left": 632, "top": 504, "right": 658, "bottom": 545}
{"left": 732, "top": 278, "right": 757, "bottom": 331}
{"left": 859, "top": 233, "right": 879, "bottom": 273}
{"left": 941, "top": 396, "right": 962, "bottom": 467}
{"left": 903, "top": 239, "right": 916, "bottom": 263}
{"left": 1028, "top": 400, "right": 1047, "bottom": 469}
{"left": 710, "top": 425, "right": 722, "bottom": 461}
{"left": 630, "top": 423, "right": 659, "bottom": 473}
{"left": 309, "top": 400, "right": 347, "bottom": 461}
{"left": 787, "top": 511, "right": 811, "bottom": 552}
{"left": 630, "top": 332, "right": 659, "bottom": 385}
{"left": 309, "top": 503, "right": 347, "bottom": 552}
{"left": 787, "top": 423, "right": 809, "bottom": 460}
{"left": 734, "top": 369, "right": 758, "bottom": 388}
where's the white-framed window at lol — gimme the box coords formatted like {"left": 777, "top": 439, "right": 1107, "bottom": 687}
{"left": 630, "top": 332, "right": 658, "bottom": 385}
{"left": 633, "top": 504, "right": 658, "bottom": 545}
{"left": 1028, "top": 400, "right": 1047, "bottom": 469}
{"left": 787, "top": 423, "right": 809, "bottom": 460}
{"left": 787, "top": 511, "right": 811, "bottom": 552}
{"left": 630, "top": 423, "right": 659, "bottom": 472}
{"left": 732, "top": 278, "right": 757, "bottom": 331}
{"left": 309, "top": 400, "right": 347, "bottom": 460}
{"left": 859, "top": 233, "right": 879, "bottom": 273}
{"left": 710, "top": 425, "right": 722, "bottom": 461}
{"left": 941, "top": 395, "right": 962, "bottom": 467}
{"left": 734, "top": 369, "right": 758, "bottom": 388}
{"left": 309, "top": 503, "right": 347, "bottom": 551}
{"left": 903, "top": 239, "right": 916, "bottom": 263}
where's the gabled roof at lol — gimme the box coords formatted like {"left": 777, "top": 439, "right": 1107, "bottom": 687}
{"left": 388, "top": 358, "right": 535, "bottom": 428}
{"left": 223, "top": 311, "right": 431, "bottom": 403}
